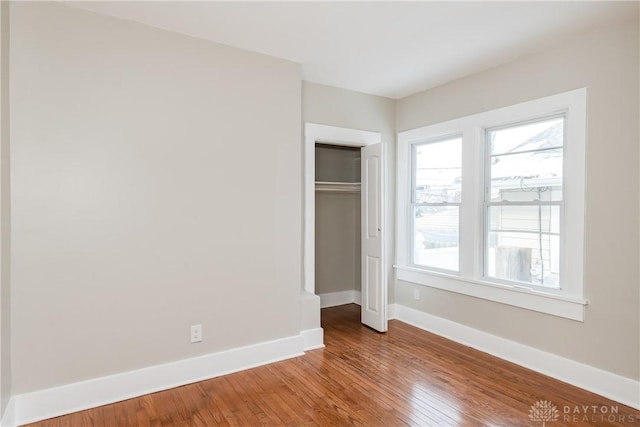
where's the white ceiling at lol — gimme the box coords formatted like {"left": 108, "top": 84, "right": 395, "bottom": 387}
{"left": 66, "top": 1, "right": 638, "bottom": 99}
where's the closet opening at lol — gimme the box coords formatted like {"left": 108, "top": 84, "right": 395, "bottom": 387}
{"left": 303, "top": 122, "right": 386, "bottom": 335}
{"left": 315, "top": 144, "right": 362, "bottom": 322}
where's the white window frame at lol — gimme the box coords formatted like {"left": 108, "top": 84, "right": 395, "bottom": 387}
{"left": 396, "top": 89, "right": 588, "bottom": 321}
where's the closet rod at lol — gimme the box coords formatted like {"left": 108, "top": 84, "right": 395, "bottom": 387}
{"left": 315, "top": 181, "right": 361, "bottom": 193}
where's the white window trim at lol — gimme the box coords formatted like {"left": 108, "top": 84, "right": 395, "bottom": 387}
{"left": 396, "top": 89, "right": 588, "bottom": 321}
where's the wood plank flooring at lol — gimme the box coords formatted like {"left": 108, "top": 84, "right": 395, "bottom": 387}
{"left": 27, "top": 304, "right": 640, "bottom": 426}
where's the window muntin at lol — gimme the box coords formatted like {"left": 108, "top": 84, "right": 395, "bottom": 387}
{"left": 484, "top": 116, "right": 564, "bottom": 289}
{"left": 411, "top": 136, "right": 461, "bottom": 272}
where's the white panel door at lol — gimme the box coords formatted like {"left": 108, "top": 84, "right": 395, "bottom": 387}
{"left": 361, "top": 143, "right": 387, "bottom": 332}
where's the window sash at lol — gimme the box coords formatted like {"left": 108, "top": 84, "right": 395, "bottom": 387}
{"left": 410, "top": 201, "right": 461, "bottom": 272}
{"left": 483, "top": 114, "right": 566, "bottom": 289}
{"left": 410, "top": 135, "right": 462, "bottom": 204}
{"left": 482, "top": 201, "right": 563, "bottom": 289}
{"left": 410, "top": 136, "right": 462, "bottom": 273}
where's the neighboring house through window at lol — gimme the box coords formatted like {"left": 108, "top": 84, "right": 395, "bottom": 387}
{"left": 485, "top": 116, "right": 564, "bottom": 289}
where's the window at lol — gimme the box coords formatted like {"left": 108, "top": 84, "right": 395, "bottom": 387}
{"left": 412, "top": 136, "right": 461, "bottom": 272}
{"left": 396, "top": 89, "right": 587, "bottom": 321}
{"left": 485, "top": 116, "right": 564, "bottom": 289}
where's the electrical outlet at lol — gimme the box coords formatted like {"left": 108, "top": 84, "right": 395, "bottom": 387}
{"left": 190, "top": 324, "right": 202, "bottom": 343}
{"left": 414, "top": 288, "right": 420, "bottom": 300}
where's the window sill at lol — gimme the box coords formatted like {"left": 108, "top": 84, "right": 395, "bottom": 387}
{"left": 394, "top": 265, "right": 587, "bottom": 321}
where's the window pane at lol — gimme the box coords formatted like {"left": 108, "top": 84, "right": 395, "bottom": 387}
{"left": 487, "top": 205, "right": 560, "bottom": 288}
{"left": 489, "top": 117, "right": 564, "bottom": 156}
{"left": 413, "top": 206, "right": 459, "bottom": 271}
{"left": 414, "top": 136, "right": 462, "bottom": 203}
{"left": 489, "top": 148, "right": 563, "bottom": 202}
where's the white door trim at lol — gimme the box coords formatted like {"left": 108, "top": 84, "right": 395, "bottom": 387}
{"left": 303, "top": 123, "right": 381, "bottom": 294}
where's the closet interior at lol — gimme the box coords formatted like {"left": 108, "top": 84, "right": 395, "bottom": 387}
{"left": 315, "top": 144, "right": 361, "bottom": 300}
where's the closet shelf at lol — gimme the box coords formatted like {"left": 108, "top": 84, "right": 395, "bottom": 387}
{"left": 315, "top": 181, "right": 361, "bottom": 193}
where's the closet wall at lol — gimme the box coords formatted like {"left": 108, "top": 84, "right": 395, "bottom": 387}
{"left": 315, "top": 144, "right": 361, "bottom": 295}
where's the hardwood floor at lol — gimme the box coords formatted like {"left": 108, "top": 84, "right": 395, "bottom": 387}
{"left": 27, "top": 304, "right": 639, "bottom": 426}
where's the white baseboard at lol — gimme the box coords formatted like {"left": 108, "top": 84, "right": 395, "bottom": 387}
{"left": 12, "top": 303, "right": 631, "bottom": 426}
{"left": 1, "top": 399, "right": 15, "bottom": 427}
{"left": 319, "top": 290, "right": 360, "bottom": 308}
{"left": 354, "top": 290, "right": 361, "bottom": 305}
{"left": 387, "top": 303, "right": 397, "bottom": 320}
{"left": 394, "top": 304, "right": 640, "bottom": 410}
{"left": 1, "top": 334, "right": 306, "bottom": 427}
{"left": 319, "top": 291, "right": 401, "bottom": 323}
{"left": 301, "top": 328, "right": 324, "bottom": 351}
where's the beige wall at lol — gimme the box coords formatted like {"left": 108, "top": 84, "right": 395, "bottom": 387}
{"left": 396, "top": 17, "right": 639, "bottom": 380}
{"left": 315, "top": 192, "right": 361, "bottom": 294}
{"left": 302, "top": 81, "right": 396, "bottom": 302}
{"left": 315, "top": 145, "right": 360, "bottom": 183}
{"left": 10, "top": 2, "right": 302, "bottom": 394}
{"left": 0, "top": 0, "right": 11, "bottom": 416}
